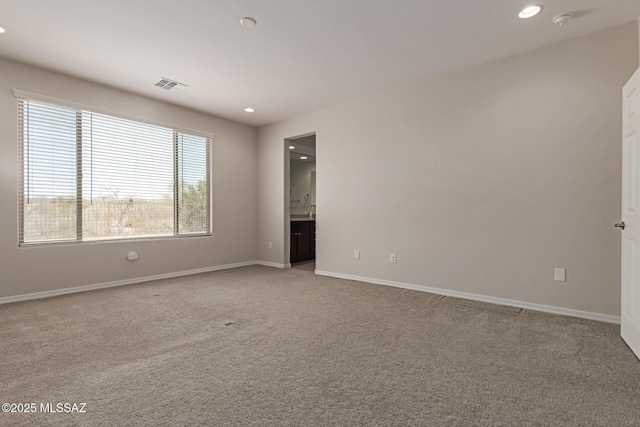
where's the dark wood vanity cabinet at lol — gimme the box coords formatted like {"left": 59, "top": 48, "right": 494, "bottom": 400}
{"left": 290, "top": 220, "right": 315, "bottom": 263}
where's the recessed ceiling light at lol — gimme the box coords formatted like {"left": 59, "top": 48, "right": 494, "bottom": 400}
{"left": 240, "top": 17, "right": 257, "bottom": 28}
{"left": 0, "top": 27, "right": 5, "bottom": 34}
{"left": 244, "top": 107, "right": 255, "bottom": 113}
{"left": 289, "top": 145, "right": 295, "bottom": 149}
{"left": 519, "top": 5, "right": 542, "bottom": 18}
{"left": 300, "top": 156, "right": 308, "bottom": 160}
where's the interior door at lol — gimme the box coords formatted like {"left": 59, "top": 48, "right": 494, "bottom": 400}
{"left": 621, "top": 67, "right": 640, "bottom": 360}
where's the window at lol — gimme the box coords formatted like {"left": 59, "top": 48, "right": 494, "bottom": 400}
{"left": 18, "top": 96, "right": 211, "bottom": 245}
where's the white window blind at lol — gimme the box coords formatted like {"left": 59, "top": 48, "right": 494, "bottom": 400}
{"left": 18, "top": 97, "right": 211, "bottom": 245}
{"left": 176, "top": 132, "right": 210, "bottom": 235}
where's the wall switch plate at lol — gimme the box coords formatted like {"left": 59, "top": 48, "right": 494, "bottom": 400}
{"left": 268, "top": 241, "right": 273, "bottom": 250}
{"left": 354, "top": 250, "right": 360, "bottom": 259}
{"left": 390, "top": 253, "right": 397, "bottom": 263}
{"left": 554, "top": 268, "right": 566, "bottom": 282}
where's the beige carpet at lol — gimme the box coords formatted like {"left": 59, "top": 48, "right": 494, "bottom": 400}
{"left": 1, "top": 265, "right": 639, "bottom": 426}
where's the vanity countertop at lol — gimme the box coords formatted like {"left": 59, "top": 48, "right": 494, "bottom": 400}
{"left": 291, "top": 216, "right": 315, "bottom": 222}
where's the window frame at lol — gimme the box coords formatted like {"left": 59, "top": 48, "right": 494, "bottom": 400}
{"left": 15, "top": 89, "right": 214, "bottom": 247}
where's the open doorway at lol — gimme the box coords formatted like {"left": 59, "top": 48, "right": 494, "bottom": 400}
{"left": 286, "top": 134, "right": 316, "bottom": 271}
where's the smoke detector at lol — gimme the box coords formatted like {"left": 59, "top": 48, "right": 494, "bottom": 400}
{"left": 553, "top": 14, "right": 571, "bottom": 26}
{"left": 154, "top": 78, "right": 188, "bottom": 91}
{"left": 240, "top": 17, "right": 257, "bottom": 28}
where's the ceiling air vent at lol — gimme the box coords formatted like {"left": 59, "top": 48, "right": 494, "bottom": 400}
{"left": 154, "top": 77, "right": 188, "bottom": 91}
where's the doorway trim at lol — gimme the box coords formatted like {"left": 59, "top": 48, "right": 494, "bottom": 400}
{"left": 284, "top": 131, "right": 316, "bottom": 268}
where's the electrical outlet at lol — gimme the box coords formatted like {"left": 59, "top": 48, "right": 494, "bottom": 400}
{"left": 390, "top": 253, "right": 397, "bottom": 263}
{"left": 554, "top": 268, "right": 566, "bottom": 282}
{"left": 268, "top": 241, "right": 273, "bottom": 250}
{"left": 354, "top": 250, "right": 360, "bottom": 259}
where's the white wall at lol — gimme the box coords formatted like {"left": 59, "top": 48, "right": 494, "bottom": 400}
{"left": 290, "top": 158, "right": 316, "bottom": 215}
{"left": 258, "top": 22, "right": 639, "bottom": 317}
{"left": 0, "top": 57, "right": 258, "bottom": 298}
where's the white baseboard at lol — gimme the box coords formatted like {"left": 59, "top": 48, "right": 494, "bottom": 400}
{"left": 1, "top": 263, "right": 621, "bottom": 325}
{"left": 315, "top": 270, "right": 621, "bottom": 324}
{"left": 0, "top": 261, "right": 258, "bottom": 306}
{"left": 255, "top": 261, "right": 289, "bottom": 269}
